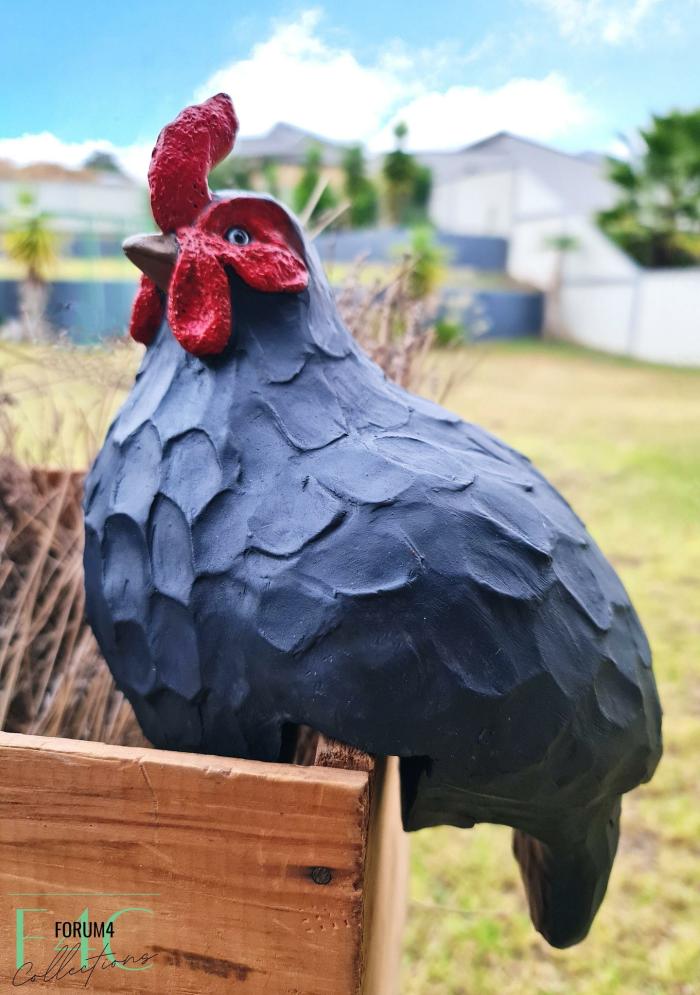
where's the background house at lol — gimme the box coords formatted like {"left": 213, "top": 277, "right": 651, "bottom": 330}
{"left": 425, "top": 131, "right": 616, "bottom": 243}
{"left": 0, "top": 160, "right": 147, "bottom": 255}
{"left": 425, "top": 133, "right": 700, "bottom": 366}
{"left": 1, "top": 128, "right": 697, "bottom": 365}
{"left": 235, "top": 123, "right": 348, "bottom": 202}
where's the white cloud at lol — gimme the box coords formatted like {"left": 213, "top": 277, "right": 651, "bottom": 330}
{"left": 195, "top": 8, "right": 410, "bottom": 142}
{"left": 0, "top": 132, "right": 152, "bottom": 182}
{"left": 369, "top": 73, "right": 594, "bottom": 151}
{"left": 197, "top": 10, "right": 593, "bottom": 151}
{"left": 531, "top": 0, "right": 665, "bottom": 44}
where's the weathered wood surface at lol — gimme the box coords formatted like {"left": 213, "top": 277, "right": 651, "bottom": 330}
{"left": 0, "top": 730, "right": 407, "bottom": 993}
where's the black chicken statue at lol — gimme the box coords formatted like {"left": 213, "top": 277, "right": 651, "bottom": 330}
{"left": 84, "top": 94, "right": 662, "bottom": 949}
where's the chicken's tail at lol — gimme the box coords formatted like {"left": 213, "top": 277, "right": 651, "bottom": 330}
{"left": 512, "top": 796, "right": 621, "bottom": 948}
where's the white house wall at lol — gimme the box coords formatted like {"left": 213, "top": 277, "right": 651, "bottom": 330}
{"left": 563, "top": 217, "right": 638, "bottom": 282}
{"left": 509, "top": 217, "right": 567, "bottom": 287}
{"left": 0, "top": 179, "right": 145, "bottom": 228}
{"left": 513, "top": 168, "right": 562, "bottom": 219}
{"left": 429, "top": 170, "right": 513, "bottom": 236}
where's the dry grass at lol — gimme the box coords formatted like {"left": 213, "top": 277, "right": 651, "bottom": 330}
{"left": 0, "top": 338, "right": 138, "bottom": 467}
{"left": 0, "top": 458, "right": 142, "bottom": 744}
{"left": 336, "top": 257, "right": 453, "bottom": 399}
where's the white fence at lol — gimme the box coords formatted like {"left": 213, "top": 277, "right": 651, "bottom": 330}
{"left": 509, "top": 214, "right": 700, "bottom": 367}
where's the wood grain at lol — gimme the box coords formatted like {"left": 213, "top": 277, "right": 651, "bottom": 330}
{"left": 0, "top": 731, "right": 380, "bottom": 993}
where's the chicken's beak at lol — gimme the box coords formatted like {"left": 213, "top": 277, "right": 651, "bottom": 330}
{"left": 122, "top": 233, "right": 178, "bottom": 292}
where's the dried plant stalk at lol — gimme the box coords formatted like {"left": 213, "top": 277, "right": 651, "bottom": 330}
{"left": 335, "top": 257, "right": 447, "bottom": 399}
{"left": 0, "top": 457, "right": 143, "bottom": 745}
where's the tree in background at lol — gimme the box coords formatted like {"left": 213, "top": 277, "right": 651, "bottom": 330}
{"left": 3, "top": 191, "right": 58, "bottom": 340}
{"left": 209, "top": 156, "right": 254, "bottom": 191}
{"left": 597, "top": 109, "right": 700, "bottom": 267}
{"left": 382, "top": 122, "right": 432, "bottom": 226}
{"left": 292, "top": 145, "right": 337, "bottom": 223}
{"left": 84, "top": 151, "right": 122, "bottom": 174}
{"left": 261, "top": 158, "right": 281, "bottom": 199}
{"left": 341, "top": 145, "right": 378, "bottom": 228}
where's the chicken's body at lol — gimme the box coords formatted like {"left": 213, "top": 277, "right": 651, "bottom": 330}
{"left": 84, "top": 96, "right": 661, "bottom": 950}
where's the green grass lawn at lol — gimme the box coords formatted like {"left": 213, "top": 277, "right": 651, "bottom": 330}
{"left": 1, "top": 338, "right": 698, "bottom": 993}
{"left": 404, "top": 342, "right": 700, "bottom": 995}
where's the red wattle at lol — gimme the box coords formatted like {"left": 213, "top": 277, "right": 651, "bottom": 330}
{"left": 129, "top": 275, "right": 164, "bottom": 345}
{"left": 167, "top": 230, "right": 232, "bottom": 357}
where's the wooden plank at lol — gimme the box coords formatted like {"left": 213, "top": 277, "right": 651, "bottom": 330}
{"left": 314, "top": 738, "right": 408, "bottom": 994}
{"left": 0, "top": 731, "right": 372, "bottom": 994}
{"left": 361, "top": 757, "right": 409, "bottom": 995}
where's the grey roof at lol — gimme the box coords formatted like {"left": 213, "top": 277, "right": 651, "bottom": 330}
{"left": 236, "top": 123, "right": 349, "bottom": 166}
{"left": 417, "top": 132, "right": 617, "bottom": 214}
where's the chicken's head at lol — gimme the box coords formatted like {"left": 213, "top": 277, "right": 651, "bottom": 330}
{"left": 125, "top": 94, "right": 309, "bottom": 357}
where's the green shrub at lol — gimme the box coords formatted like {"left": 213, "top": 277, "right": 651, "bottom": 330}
{"left": 434, "top": 318, "right": 463, "bottom": 347}
{"left": 404, "top": 226, "right": 447, "bottom": 300}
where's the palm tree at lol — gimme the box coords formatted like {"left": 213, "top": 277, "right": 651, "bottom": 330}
{"left": 382, "top": 122, "right": 432, "bottom": 226}
{"left": 341, "top": 146, "right": 378, "bottom": 228}
{"left": 3, "top": 191, "right": 57, "bottom": 340}
{"left": 598, "top": 109, "right": 700, "bottom": 267}
{"left": 543, "top": 233, "right": 579, "bottom": 337}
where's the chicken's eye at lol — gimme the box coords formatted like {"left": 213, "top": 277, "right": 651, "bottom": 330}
{"left": 226, "top": 227, "right": 251, "bottom": 246}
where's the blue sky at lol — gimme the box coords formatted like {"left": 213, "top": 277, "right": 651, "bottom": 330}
{"left": 1, "top": 0, "right": 698, "bottom": 177}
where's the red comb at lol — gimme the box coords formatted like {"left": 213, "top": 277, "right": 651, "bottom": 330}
{"left": 130, "top": 94, "right": 238, "bottom": 345}
{"left": 130, "top": 94, "right": 307, "bottom": 356}
{"left": 148, "top": 93, "right": 238, "bottom": 232}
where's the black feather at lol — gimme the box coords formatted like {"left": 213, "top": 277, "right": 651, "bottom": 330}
{"left": 84, "top": 197, "right": 662, "bottom": 947}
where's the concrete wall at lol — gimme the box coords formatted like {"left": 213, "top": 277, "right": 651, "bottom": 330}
{"left": 0, "top": 275, "right": 543, "bottom": 344}
{"left": 473, "top": 290, "right": 543, "bottom": 339}
{"left": 558, "top": 282, "right": 637, "bottom": 355}
{"left": 633, "top": 269, "right": 700, "bottom": 365}
{"left": 0, "top": 279, "right": 135, "bottom": 343}
{"left": 440, "top": 287, "right": 543, "bottom": 340}
{"left": 315, "top": 227, "right": 508, "bottom": 270}
{"left": 509, "top": 213, "right": 700, "bottom": 366}
{"left": 428, "top": 157, "right": 700, "bottom": 365}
